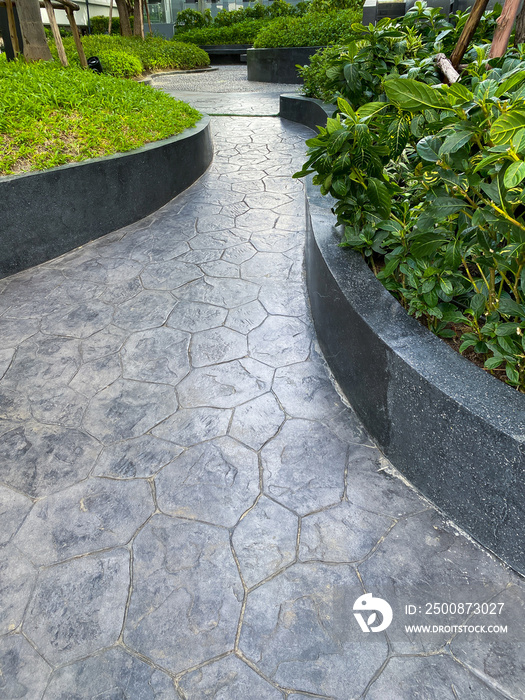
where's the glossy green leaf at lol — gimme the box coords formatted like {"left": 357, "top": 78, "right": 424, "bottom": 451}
{"left": 503, "top": 160, "right": 525, "bottom": 188}
{"left": 384, "top": 78, "right": 450, "bottom": 111}
{"left": 490, "top": 110, "right": 525, "bottom": 145}
{"left": 416, "top": 136, "right": 442, "bottom": 162}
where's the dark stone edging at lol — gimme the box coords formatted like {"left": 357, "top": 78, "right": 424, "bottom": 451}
{"left": 280, "top": 93, "right": 525, "bottom": 575}
{"left": 247, "top": 47, "right": 323, "bottom": 84}
{"left": 0, "top": 116, "right": 213, "bottom": 278}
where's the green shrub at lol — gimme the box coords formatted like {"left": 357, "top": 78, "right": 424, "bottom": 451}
{"left": 308, "top": 0, "right": 361, "bottom": 11}
{"left": 253, "top": 10, "right": 361, "bottom": 48}
{"left": 0, "top": 59, "right": 201, "bottom": 175}
{"left": 175, "top": 20, "right": 265, "bottom": 46}
{"left": 49, "top": 34, "right": 209, "bottom": 75}
{"left": 174, "top": 7, "right": 212, "bottom": 30}
{"left": 295, "top": 37, "right": 525, "bottom": 390}
{"left": 299, "top": 1, "right": 501, "bottom": 103}
{"left": 96, "top": 49, "right": 143, "bottom": 77}
{"left": 90, "top": 14, "right": 135, "bottom": 34}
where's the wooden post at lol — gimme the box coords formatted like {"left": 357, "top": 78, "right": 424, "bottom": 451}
{"left": 16, "top": 0, "right": 53, "bottom": 61}
{"left": 144, "top": 0, "right": 152, "bottom": 36}
{"left": 5, "top": 0, "right": 21, "bottom": 56}
{"left": 65, "top": 5, "right": 87, "bottom": 67}
{"left": 108, "top": 0, "right": 113, "bottom": 34}
{"left": 450, "top": 0, "right": 490, "bottom": 69}
{"left": 489, "top": 0, "right": 521, "bottom": 58}
{"left": 43, "top": 0, "right": 68, "bottom": 66}
{"left": 133, "top": 0, "right": 144, "bottom": 38}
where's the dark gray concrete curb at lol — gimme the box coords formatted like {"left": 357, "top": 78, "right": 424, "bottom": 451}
{"left": 0, "top": 116, "right": 213, "bottom": 278}
{"left": 247, "top": 47, "right": 323, "bottom": 84}
{"left": 281, "top": 93, "right": 525, "bottom": 575}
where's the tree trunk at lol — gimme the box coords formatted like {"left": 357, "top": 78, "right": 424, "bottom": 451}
{"left": 115, "top": 0, "right": 132, "bottom": 36}
{"left": 16, "top": 0, "right": 53, "bottom": 61}
{"left": 516, "top": 0, "right": 525, "bottom": 44}
{"left": 133, "top": 0, "right": 144, "bottom": 38}
{"left": 450, "top": 0, "right": 490, "bottom": 69}
{"left": 490, "top": 0, "right": 521, "bottom": 58}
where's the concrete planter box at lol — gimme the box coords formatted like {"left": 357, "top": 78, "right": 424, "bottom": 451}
{"left": 247, "top": 46, "right": 323, "bottom": 84}
{"left": 281, "top": 93, "right": 525, "bottom": 575}
{"left": 0, "top": 116, "right": 213, "bottom": 279}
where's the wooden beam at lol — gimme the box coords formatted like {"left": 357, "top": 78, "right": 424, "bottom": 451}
{"left": 450, "top": 0, "right": 490, "bottom": 69}
{"left": 43, "top": 0, "right": 68, "bottom": 66}
{"left": 108, "top": 0, "right": 113, "bottom": 34}
{"left": 65, "top": 4, "right": 87, "bottom": 67}
{"left": 4, "top": 0, "right": 21, "bottom": 56}
{"left": 490, "top": 0, "right": 521, "bottom": 58}
{"left": 16, "top": 0, "right": 53, "bottom": 61}
{"left": 434, "top": 53, "right": 461, "bottom": 84}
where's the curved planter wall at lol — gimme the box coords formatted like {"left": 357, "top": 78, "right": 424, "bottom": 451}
{"left": 0, "top": 116, "right": 213, "bottom": 279}
{"left": 247, "top": 47, "right": 323, "bottom": 84}
{"left": 281, "top": 94, "right": 525, "bottom": 575}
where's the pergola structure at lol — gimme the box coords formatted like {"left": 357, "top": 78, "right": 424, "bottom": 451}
{"left": 0, "top": 0, "right": 87, "bottom": 66}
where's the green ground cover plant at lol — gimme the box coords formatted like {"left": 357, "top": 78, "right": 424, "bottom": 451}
{"left": 295, "top": 3, "right": 525, "bottom": 390}
{"left": 0, "top": 60, "right": 201, "bottom": 175}
{"left": 49, "top": 35, "right": 209, "bottom": 76}
{"left": 90, "top": 14, "right": 134, "bottom": 35}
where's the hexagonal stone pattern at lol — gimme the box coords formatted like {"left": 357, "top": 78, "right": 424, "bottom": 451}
{"left": 124, "top": 516, "right": 242, "bottom": 673}
{"left": 239, "top": 562, "right": 388, "bottom": 698}
{"left": 0, "top": 421, "right": 101, "bottom": 497}
{"left": 0, "top": 542, "right": 37, "bottom": 635}
{"left": 249, "top": 316, "right": 311, "bottom": 368}
{"left": 262, "top": 419, "right": 347, "bottom": 515}
{"left": 366, "top": 655, "right": 505, "bottom": 699}
{"left": 156, "top": 437, "right": 259, "bottom": 527}
{"left": 121, "top": 327, "right": 190, "bottom": 384}
{"left": 178, "top": 655, "right": 283, "bottom": 699}
{"left": 43, "top": 647, "right": 178, "bottom": 699}
{"left": 233, "top": 496, "right": 298, "bottom": 588}
{"left": 24, "top": 549, "right": 129, "bottom": 665}
{"left": 83, "top": 379, "right": 177, "bottom": 444}
{"left": 14, "top": 478, "right": 153, "bottom": 565}
{"left": 0, "top": 635, "right": 52, "bottom": 699}
{"left": 152, "top": 406, "right": 231, "bottom": 447}
{"left": 0, "top": 92, "right": 523, "bottom": 699}
{"left": 229, "top": 392, "right": 285, "bottom": 450}
{"left": 299, "top": 502, "right": 393, "bottom": 564}
{"left": 0, "top": 485, "right": 33, "bottom": 545}
{"left": 93, "top": 434, "right": 183, "bottom": 478}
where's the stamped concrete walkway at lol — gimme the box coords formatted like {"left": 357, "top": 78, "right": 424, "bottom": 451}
{"left": 0, "top": 67, "right": 524, "bottom": 700}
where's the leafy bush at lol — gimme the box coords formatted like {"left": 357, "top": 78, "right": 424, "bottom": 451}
{"left": 0, "top": 59, "right": 201, "bottom": 175}
{"left": 90, "top": 14, "right": 134, "bottom": 34}
{"left": 174, "top": 8, "right": 212, "bottom": 30}
{"left": 300, "top": 1, "right": 500, "bottom": 103}
{"left": 174, "top": 20, "right": 265, "bottom": 46}
{"left": 49, "top": 34, "right": 209, "bottom": 75}
{"left": 308, "top": 0, "right": 361, "bottom": 11}
{"left": 253, "top": 9, "right": 362, "bottom": 48}
{"left": 96, "top": 49, "right": 143, "bottom": 77}
{"left": 296, "top": 39, "right": 525, "bottom": 390}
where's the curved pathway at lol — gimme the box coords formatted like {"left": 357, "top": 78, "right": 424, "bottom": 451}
{"left": 0, "top": 67, "right": 523, "bottom": 699}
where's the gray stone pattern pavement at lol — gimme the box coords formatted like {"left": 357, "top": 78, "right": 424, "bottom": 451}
{"left": 1, "top": 68, "right": 524, "bottom": 699}
{"left": 149, "top": 65, "right": 300, "bottom": 115}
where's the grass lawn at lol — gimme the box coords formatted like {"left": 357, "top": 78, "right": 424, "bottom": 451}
{"left": 0, "top": 58, "right": 201, "bottom": 176}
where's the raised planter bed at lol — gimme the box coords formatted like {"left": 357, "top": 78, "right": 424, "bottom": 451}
{"left": 199, "top": 44, "right": 251, "bottom": 63}
{"left": 280, "top": 93, "right": 525, "bottom": 575}
{"left": 0, "top": 116, "right": 213, "bottom": 279}
{"left": 247, "top": 46, "right": 323, "bottom": 84}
